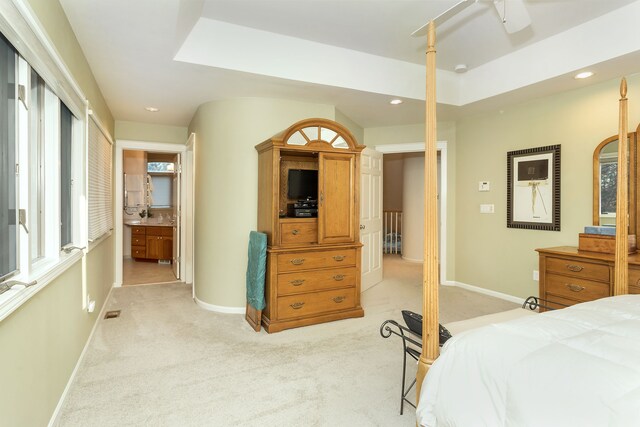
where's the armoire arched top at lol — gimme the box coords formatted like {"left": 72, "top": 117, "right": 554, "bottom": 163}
{"left": 256, "top": 118, "right": 364, "bottom": 153}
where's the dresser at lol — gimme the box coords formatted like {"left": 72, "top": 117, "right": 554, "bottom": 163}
{"left": 536, "top": 246, "right": 640, "bottom": 310}
{"left": 256, "top": 118, "right": 365, "bottom": 333}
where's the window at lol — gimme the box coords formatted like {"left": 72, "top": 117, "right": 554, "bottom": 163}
{"left": 0, "top": 34, "right": 17, "bottom": 282}
{"left": 0, "top": 25, "right": 89, "bottom": 314}
{"left": 147, "top": 161, "right": 174, "bottom": 173}
{"left": 148, "top": 161, "right": 174, "bottom": 209}
{"left": 149, "top": 175, "right": 172, "bottom": 208}
{"left": 60, "top": 102, "right": 73, "bottom": 247}
{"left": 29, "top": 69, "right": 44, "bottom": 260}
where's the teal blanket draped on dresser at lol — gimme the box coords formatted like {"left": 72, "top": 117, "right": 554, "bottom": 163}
{"left": 246, "top": 231, "right": 267, "bottom": 310}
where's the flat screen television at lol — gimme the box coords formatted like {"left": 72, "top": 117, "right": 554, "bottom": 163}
{"left": 288, "top": 169, "right": 318, "bottom": 200}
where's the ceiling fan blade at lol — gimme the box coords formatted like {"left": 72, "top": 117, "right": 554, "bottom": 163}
{"left": 493, "top": 0, "right": 531, "bottom": 34}
{"left": 411, "top": 0, "right": 478, "bottom": 37}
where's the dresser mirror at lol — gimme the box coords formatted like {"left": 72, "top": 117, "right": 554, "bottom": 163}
{"left": 592, "top": 131, "right": 637, "bottom": 234}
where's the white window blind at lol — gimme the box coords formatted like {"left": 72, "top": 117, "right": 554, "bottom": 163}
{"left": 87, "top": 116, "right": 113, "bottom": 241}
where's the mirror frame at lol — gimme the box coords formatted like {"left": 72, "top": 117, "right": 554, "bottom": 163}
{"left": 593, "top": 131, "right": 638, "bottom": 235}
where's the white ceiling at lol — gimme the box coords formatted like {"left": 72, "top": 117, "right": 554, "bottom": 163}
{"left": 58, "top": 0, "right": 640, "bottom": 129}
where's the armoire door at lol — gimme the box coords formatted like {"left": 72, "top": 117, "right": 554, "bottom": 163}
{"left": 318, "top": 152, "right": 356, "bottom": 244}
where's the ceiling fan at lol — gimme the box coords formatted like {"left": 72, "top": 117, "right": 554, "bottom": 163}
{"left": 412, "top": 0, "right": 531, "bottom": 37}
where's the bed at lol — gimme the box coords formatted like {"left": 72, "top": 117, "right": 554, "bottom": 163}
{"left": 413, "top": 1, "right": 633, "bottom": 425}
{"left": 417, "top": 295, "right": 640, "bottom": 426}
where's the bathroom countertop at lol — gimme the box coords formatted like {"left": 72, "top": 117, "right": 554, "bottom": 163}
{"left": 124, "top": 221, "right": 174, "bottom": 227}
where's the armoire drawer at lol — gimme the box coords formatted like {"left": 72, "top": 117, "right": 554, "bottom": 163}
{"left": 280, "top": 222, "right": 317, "bottom": 245}
{"left": 277, "top": 248, "right": 356, "bottom": 273}
{"left": 545, "top": 257, "right": 610, "bottom": 282}
{"left": 277, "top": 267, "right": 356, "bottom": 295}
{"left": 545, "top": 273, "right": 609, "bottom": 302}
{"left": 277, "top": 288, "right": 357, "bottom": 320}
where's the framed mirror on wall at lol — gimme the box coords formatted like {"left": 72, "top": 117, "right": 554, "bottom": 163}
{"left": 592, "top": 129, "right": 638, "bottom": 236}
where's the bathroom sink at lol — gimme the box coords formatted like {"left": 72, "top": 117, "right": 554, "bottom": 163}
{"left": 125, "top": 220, "right": 141, "bottom": 225}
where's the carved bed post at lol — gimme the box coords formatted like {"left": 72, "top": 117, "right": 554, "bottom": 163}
{"left": 614, "top": 78, "right": 629, "bottom": 295}
{"left": 416, "top": 20, "right": 440, "bottom": 404}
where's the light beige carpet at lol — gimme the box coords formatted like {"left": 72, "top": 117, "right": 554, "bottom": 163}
{"left": 56, "top": 256, "right": 517, "bottom": 426}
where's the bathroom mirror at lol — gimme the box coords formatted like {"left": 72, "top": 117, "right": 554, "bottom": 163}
{"left": 592, "top": 131, "right": 637, "bottom": 234}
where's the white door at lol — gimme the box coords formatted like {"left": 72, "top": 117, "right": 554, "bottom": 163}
{"left": 360, "top": 147, "right": 383, "bottom": 291}
{"left": 173, "top": 153, "right": 181, "bottom": 280}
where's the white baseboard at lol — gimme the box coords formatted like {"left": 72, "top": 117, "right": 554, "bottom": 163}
{"left": 48, "top": 285, "right": 114, "bottom": 427}
{"left": 194, "top": 296, "right": 245, "bottom": 314}
{"left": 445, "top": 280, "right": 525, "bottom": 305}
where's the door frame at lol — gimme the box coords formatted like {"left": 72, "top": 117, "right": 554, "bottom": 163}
{"left": 113, "top": 139, "right": 193, "bottom": 287}
{"left": 375, "top": 142, "right": 448, "bottom": 284}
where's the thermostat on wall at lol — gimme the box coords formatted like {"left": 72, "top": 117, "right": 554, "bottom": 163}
{"left": 479, "top": 181, "right": 490, "bottom": 192}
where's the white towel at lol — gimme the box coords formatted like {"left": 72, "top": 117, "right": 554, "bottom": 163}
{"left": 127, "top": 191, "right": 143, "bottom": 207}
{"left": 147, "top": 175, "right": 154, "bottom": 192}
{"left": 125, "top": 174, "right": 144, "bottom": 192}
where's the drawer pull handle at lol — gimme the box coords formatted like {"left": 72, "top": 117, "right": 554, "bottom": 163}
{"left": 566, "top": 283, "right": 585, "bottom": 292}
{"left": 566, "top": 264, "right": 584, "bottom": 272}
{"left": 290, "top": 258, "right": 305, "bottom": 265}
{"left": 333, "top": 274, "right": 345, "bottom": 281}
{"left": 290, "top": 279, "right": 305, "bottom": 286}
{"left": 333, "top": 296, "right": 346, "bottom": 303}
{"left": 290, "top": 302, "right": 305, "bottom": 310}
{"left": 292, "top": 229, "right": 300, "bottom": 235}
{"left": 333, "top": 255, "right": 345, "bottom": 262}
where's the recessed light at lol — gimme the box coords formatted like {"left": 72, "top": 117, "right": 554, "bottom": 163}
{"left": 145, "top": 106, "right": 159, "bottom": 112}
{"left": 390, "top": 99, "right": 403, "bottom": 105}
{"left": 574, "top": 71, "right": 594, "bottom": 80}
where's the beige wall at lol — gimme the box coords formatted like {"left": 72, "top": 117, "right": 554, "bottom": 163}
{"left": 335, "top": 109, "right": 364, "bottom": 144}
{"left": 115, "top": 120, "right": 189, "bottom": 144}
{"left": 0, "top": 1, "right": 115, "bottom": 425}
{"left": 455, "top": 74, "right": 640, "bottom": 298}
{"left": 189, "top": 98, "right": 335, "bottom": 307}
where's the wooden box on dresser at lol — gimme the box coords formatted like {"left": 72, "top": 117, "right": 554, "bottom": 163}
{"left": 537, "top": 246, "right": 640, "bottom": 310}
{"left": 256, "top": 118, "right": 365, "bottom": 333}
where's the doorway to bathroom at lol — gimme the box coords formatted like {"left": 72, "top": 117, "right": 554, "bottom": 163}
{"left": 121, "top": 150, "right": 180, "bottom": 285}
{"left": 114, "top": 139, "right": 194, "bottom": 288}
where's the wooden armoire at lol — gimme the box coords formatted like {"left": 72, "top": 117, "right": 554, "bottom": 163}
{"left": 255, "top": 118, "right": 365, "bottom": 333}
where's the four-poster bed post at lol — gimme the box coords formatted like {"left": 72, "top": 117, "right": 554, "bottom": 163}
{"left": 614, "top": 78, "right": 629, "bottom": 296}
{"left": 415, "top": 20, "right": 439, "bottom": 402}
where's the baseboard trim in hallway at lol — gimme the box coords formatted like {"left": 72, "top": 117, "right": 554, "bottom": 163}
{"left": 48, "top": 286, "right": 114, "bottom": 427}
{"left": 194, "top": 295, "right": 245, "bottom": 314}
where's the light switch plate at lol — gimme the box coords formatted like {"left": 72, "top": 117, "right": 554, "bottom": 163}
{"left": 479, "top": 181, "right": 490, "bottom": 192}
{"left": 480, "top": 204, "right": 495, "bottom": 214}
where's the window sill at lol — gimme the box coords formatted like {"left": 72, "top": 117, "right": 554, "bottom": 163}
{"left": 0, "top": 251, "right": 83, "bottom": 322}
{"left": 88, "top": 230, "right": 112, "bottom": 252}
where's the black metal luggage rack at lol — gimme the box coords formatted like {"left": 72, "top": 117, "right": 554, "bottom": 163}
{"left": 521, "top": 295, "right": 569, "bottom": 311}
{"left": 379, "top": 319, "right": 423, "bottom": 415}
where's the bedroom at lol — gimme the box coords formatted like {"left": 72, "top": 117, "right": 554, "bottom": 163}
{"left": 2, "top": 0, "right": 640, "bottom": 425}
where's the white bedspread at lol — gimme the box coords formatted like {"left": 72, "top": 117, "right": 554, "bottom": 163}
{"left": 417, "top": 295, "right": 640, "bottom": 427}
